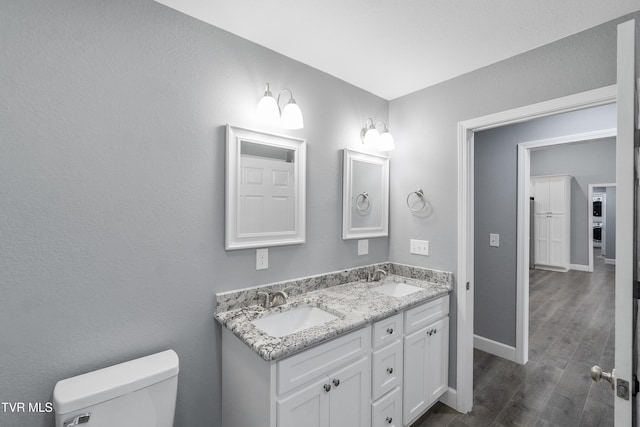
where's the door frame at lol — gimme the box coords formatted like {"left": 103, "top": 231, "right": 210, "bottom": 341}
{"left": 456, "top": 84, "right": 617, "bottom": 413}
{"left": 589, "top": 183, "right": 617, "bottom": 268}
{"left": 515, "top": 130, "right": 616, "bottom": 367}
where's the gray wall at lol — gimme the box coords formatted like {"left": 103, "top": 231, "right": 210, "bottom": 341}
{"left": 531, "top": 137, "right": 616, "bottom": 266}
{"left": 389, "top": 14, "right": 640, "bottom": 384}
{"left": 3, "top": 1, "right": 640, "bottom": 422}
{"left": 0, "top": 2, "right": 388, "bottom": 426}
{"left": 474, "top": 107, "right": 616, "bottom": 346}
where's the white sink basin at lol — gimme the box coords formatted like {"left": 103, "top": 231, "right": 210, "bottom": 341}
{"left": 373, "top": 282, "right": 424, "bottom": 298}
{"left": 251, "top": 306, "right": 338, "bottom": 337}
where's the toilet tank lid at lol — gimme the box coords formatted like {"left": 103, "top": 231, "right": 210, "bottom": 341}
{"left": 53, "top": 349, "right": 179, "bottom": 415}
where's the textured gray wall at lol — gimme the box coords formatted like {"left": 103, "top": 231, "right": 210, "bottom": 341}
{"left": 474, "top": 106, "right": 616, "bottom": 346}
{"left": 389, "top": 14, "right": 640, "bottom": 380}
{"left": 0, "top": 2, "right": 388, "bottom": 426}
{"left": 3, "top": 1, "right": 640, "bottom": 422}
{"left": 531, "top": 137, "right": 616, "bottom": 266}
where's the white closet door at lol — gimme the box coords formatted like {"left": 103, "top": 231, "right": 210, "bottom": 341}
{"left": 534, "top": 215, "right": 550, "bottom": 265}
{"left": 549, "top": 215, "right": 567, "bottom": 267}
{"left": 531, "top": 179, "right": 549, "bottom": 214}
{"left": 548, "top": 176, "right": 568, "bottom": 215}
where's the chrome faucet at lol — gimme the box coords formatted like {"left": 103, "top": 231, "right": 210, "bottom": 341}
{"left": 257, "top": 291, "right": 271, "bottom": 308}
{"left": 372, "top": 269, "right": 387, "bottom": 281}
{"left": 257, "top": 289, "right": 292, "bottom": 308}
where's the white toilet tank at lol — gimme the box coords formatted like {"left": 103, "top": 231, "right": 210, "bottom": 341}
{"left": 53, "top": 349, "right": 179, "bottom": 427}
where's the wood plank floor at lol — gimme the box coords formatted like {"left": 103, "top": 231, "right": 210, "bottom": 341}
{"left": 412, "top": 250, "right": 615, "bottom": 426}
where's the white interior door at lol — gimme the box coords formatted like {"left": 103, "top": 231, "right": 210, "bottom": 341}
{"left": 239, "top": 155, "right": 295, "bottom": 234}
{"left": 613, "top": 18, "right": 637, "bottom": 426}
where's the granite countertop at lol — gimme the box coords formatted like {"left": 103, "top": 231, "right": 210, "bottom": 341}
{"left": 215, "top": 270, "right": 452, "bottom": 362}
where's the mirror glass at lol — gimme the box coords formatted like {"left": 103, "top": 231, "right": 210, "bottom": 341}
{"left": 226, "top": 125, "right": 306, "bottom": 250}
{"left": 342, "top": 149, "right": 389, "bottom": 239}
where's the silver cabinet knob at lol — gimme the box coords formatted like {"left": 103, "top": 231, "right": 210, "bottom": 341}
{"left": 386, "top": 367, "right": 393, "bottom": 374}
{"left": 323, "top": 383, "right": 331, "bottom": 392}
{"left": 333, "top": 378, "right": 340, "bottom": 387}
{"left": 591, "top": 366, "right": 615, "bottom": 389}
{"left": 386, "top": 416, "right": 393, "bottom": 424}
{"left": 387, "top": 328, "right": 394, "bottom": 334}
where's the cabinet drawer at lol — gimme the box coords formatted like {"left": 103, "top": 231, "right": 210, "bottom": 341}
{"left": 277, "top": 327, "right": 370, "bottom": 395}
{"left": 372, "top": 386, "right": 402, "bottom": 427}
{"left": 372, "top": 313, "right": 403, "bottom": 349}
{"left": 404, "top": 295, "right": 449, "bottom": 334}
{"left": 372, "top": 340, "right": 403, "bottom": 400}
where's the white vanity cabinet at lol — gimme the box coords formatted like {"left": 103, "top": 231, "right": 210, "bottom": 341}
{"left": 221, "top": 294, "right": 450, "bottom": 427}
{"left": 222, "top": 326, "right": 371, "bottom": 427}
{"left": 403, "top": 296, "right": 449, "bottom": 426}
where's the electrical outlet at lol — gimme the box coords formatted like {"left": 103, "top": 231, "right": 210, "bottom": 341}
{"left": 358, "top": 239, "right": 369, "bottom": 256}
{"left": 256, "top": 248, "right": 268, "bottom": 270}
{"left": 489, "top": 233, "right": 500, "bottom": 247}
{"left": 410, "top": 239, "right": 429, "bottom": 256}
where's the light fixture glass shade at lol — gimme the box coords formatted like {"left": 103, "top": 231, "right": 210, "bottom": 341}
{"left": 364, "top": 128, "right": 380, "bottom": 146}
{"left": 257, "top": 93, "right": 280, "bottom": 125}
{"left": 280, "top": 99, "right": 304, "bottom": 129}
{"left": 377, "top": 130, "right": 395, "bottom": 151}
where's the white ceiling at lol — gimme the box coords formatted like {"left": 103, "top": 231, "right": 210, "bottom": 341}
{"left": 154, "top": 0, "right": 639, "bottom": 100}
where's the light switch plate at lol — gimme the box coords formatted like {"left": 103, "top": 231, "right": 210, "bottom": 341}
{"left": 256, "top": 248, "right": 268, "bottom": 270}
{"left": 489, "top": 233, "right": 500, "bottom": 247}
{"left": 410, "top": 239, "right": 429, "bottom": 256}
{"left": 358, "top": 239, "right": 369, "bottom": 256}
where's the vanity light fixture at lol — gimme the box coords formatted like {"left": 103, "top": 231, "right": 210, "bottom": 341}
{"left": 257, "top": 83, "right": 304, "bottom": 129}
{"left": 360, "top": 118, "right": 395, "bottom": 151}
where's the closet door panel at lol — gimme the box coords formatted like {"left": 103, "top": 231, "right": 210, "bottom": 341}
{"left": 548, "top": 176, "right": 568, "bottom": 215}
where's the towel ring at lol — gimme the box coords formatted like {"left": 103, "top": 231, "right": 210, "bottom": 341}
{"left": 406, "top": 189, "right": 426, "bottom": 212}
{"left": 355, "top": 192, "right": 371, "bottom": 212}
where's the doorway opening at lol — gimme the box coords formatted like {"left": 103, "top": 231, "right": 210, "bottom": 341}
{"left": 454, "top": 85, "right": 617, "bottom": 413}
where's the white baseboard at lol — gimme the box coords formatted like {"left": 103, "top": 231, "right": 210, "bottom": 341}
{"left": 534, "top": 265, "right": 569, "bottom": 272}
{"left": 570, "top": 264, "right": 590, "bottom": 272}
{"left": 474, "top": 334, "right": 517, "bottom": 362}
{"left": 605, "top": 258, "right": 616, "bottom": 265}
{"left": 439, "top": 387, "right": 457, "bottom": 409}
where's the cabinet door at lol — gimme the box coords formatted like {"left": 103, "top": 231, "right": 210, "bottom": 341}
{"left": 403, "top": 318, "right": 449, "bottom": 425}
{"left": 534, "top": 215, "right": 550, "bottom": 265}
{"left": 403, "top": 327, "right": 429, "bottom": 424}
{"left": 426, "top": 317, "right": 449, "bottom": 402}
{"left": 547, "top": 176, "right": 568, "bottom": 215}
{"left": 278, "top": 376, "right": 330, "bottom": 427}
{"left": 329, "top": 357, "right": 370, "bottom": 427}
{"left": 531, "top": 179, "right": 550, "bottom": 214}
{"left": 549, "top": 215, "right": 568, "bottom": 268}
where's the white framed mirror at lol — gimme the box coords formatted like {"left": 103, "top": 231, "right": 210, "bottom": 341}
{"left": 226, "top": 125, "right": 306, "bottom": 250}
{"left": 342, "top": 149, "right": 389, "bottom": 239}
